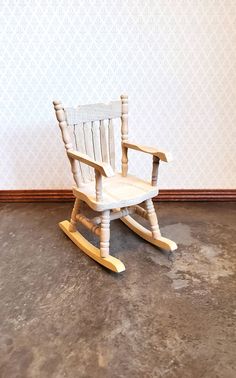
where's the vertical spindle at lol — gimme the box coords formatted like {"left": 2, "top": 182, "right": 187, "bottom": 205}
{"left": 95, "top": 170, "right": 103, "bottom": 201}
{"left": 121, "top": 94, "right": 128, "bottom": 176}
{"left": 152, "top": 156, "right": 160, "bottom": 186}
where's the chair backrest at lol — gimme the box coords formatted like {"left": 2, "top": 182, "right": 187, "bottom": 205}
{"left": 53, "top": 95, "right": 128, "bottom": 187}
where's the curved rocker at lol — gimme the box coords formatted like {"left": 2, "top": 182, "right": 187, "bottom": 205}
{"left": 59, "top": 220, "right": 125, "bottom": 273}
{"left": 121, "top": 215, "right": 177, "bottom": 252}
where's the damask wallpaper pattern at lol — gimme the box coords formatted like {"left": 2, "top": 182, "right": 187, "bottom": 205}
{"left": 0, "top": 0, "right": 235, "bottom": 189}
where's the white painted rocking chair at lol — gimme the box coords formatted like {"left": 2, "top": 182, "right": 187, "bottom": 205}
{"left": 53, "top": 95, "right": 177, "bottom": 273}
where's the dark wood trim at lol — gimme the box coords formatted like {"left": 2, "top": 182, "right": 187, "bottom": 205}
{"left": 0, "top": 189, "right": 235, "bottom": 202}
{"left": 154, "top": 189, "right": 236, "bottom": 202}
{"left": 0, "top": 190, "right": 74, "bottom": 202}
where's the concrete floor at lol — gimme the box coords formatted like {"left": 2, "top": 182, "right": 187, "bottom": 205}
{"left": 0, "top": 202, "right": 236, "bottom": 378}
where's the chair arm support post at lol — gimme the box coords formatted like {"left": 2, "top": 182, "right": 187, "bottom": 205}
{"left": 121, "top": 145, "right": 128, "bottom": 177}
{"left": 95, "top": 170, "right": 103, "bottom": 202}
{"left": 152, "top": 156, "right": 160, "bottom": 186}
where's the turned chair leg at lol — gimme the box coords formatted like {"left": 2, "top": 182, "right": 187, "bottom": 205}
{"left": 100, "top": 210, "right": 110, "bottom": 258}
{"left": 69, "top": 198, "right": 80, "bottom": 232}
{"left": 145, "top": 199, "right": 161, "bottom": 239}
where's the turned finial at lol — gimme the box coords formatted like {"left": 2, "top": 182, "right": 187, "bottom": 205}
{"left": 53, "top": 99, "right": 61, "bottom": 106}
{"left": 53, "top": 100, "right": 66, "bottom": 122}
{"left": 120, "top": 94, "right": 128, "bottom": 101}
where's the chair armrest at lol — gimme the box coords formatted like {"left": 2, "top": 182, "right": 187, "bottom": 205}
{"left": 122, "top": 142, "right": 172, "bottom": 162}
{"left": 67, "top": 150, "right": 115, "bottom": 177}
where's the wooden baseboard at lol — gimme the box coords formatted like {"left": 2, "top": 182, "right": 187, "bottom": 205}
{"left": 155, "top": 190, "right": 236, "bottom": 202}
{"left": 0, "top": 189, "right": 235, "bottom": 202}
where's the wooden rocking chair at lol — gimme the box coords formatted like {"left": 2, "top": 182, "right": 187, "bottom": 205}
{"left": 53, "top": 95, "right": 177, "bottom": 273}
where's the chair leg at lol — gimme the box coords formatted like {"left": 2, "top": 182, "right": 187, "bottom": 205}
{"left": 100, "top": 210, "right": 110, "bottom": 258}
{"left": 145, "top": 199, "right": 161, "bottom": 239}
{"left": 69, "top": 198, "right": 80, "bottom": 232}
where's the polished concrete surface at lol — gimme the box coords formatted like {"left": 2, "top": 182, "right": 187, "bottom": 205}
{"left": 0, "top": 202, "right": 236, "bottom": 378}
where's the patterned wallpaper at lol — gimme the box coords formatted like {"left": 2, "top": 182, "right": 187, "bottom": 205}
{"left": 0, "top": 0, "right": 236, "bottom": 189}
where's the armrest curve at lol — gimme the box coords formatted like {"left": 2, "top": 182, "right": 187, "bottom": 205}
{"left": 122, "top": 142, "right": 172, "bottom": 162}
{"left": 67, "top": 150, "right": 115, "bottom": 177}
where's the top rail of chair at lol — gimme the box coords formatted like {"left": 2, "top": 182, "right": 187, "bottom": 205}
{"left": 65, "top": 100, "right": 122, "bottom": 124}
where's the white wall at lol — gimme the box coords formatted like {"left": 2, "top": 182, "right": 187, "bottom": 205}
{"left": 1, "top": 0, "right": 236, "bottom": 189}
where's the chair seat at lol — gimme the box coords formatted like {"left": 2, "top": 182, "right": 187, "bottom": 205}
{"left": 73, "top": 173, "right": 158, "bottom": 211}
